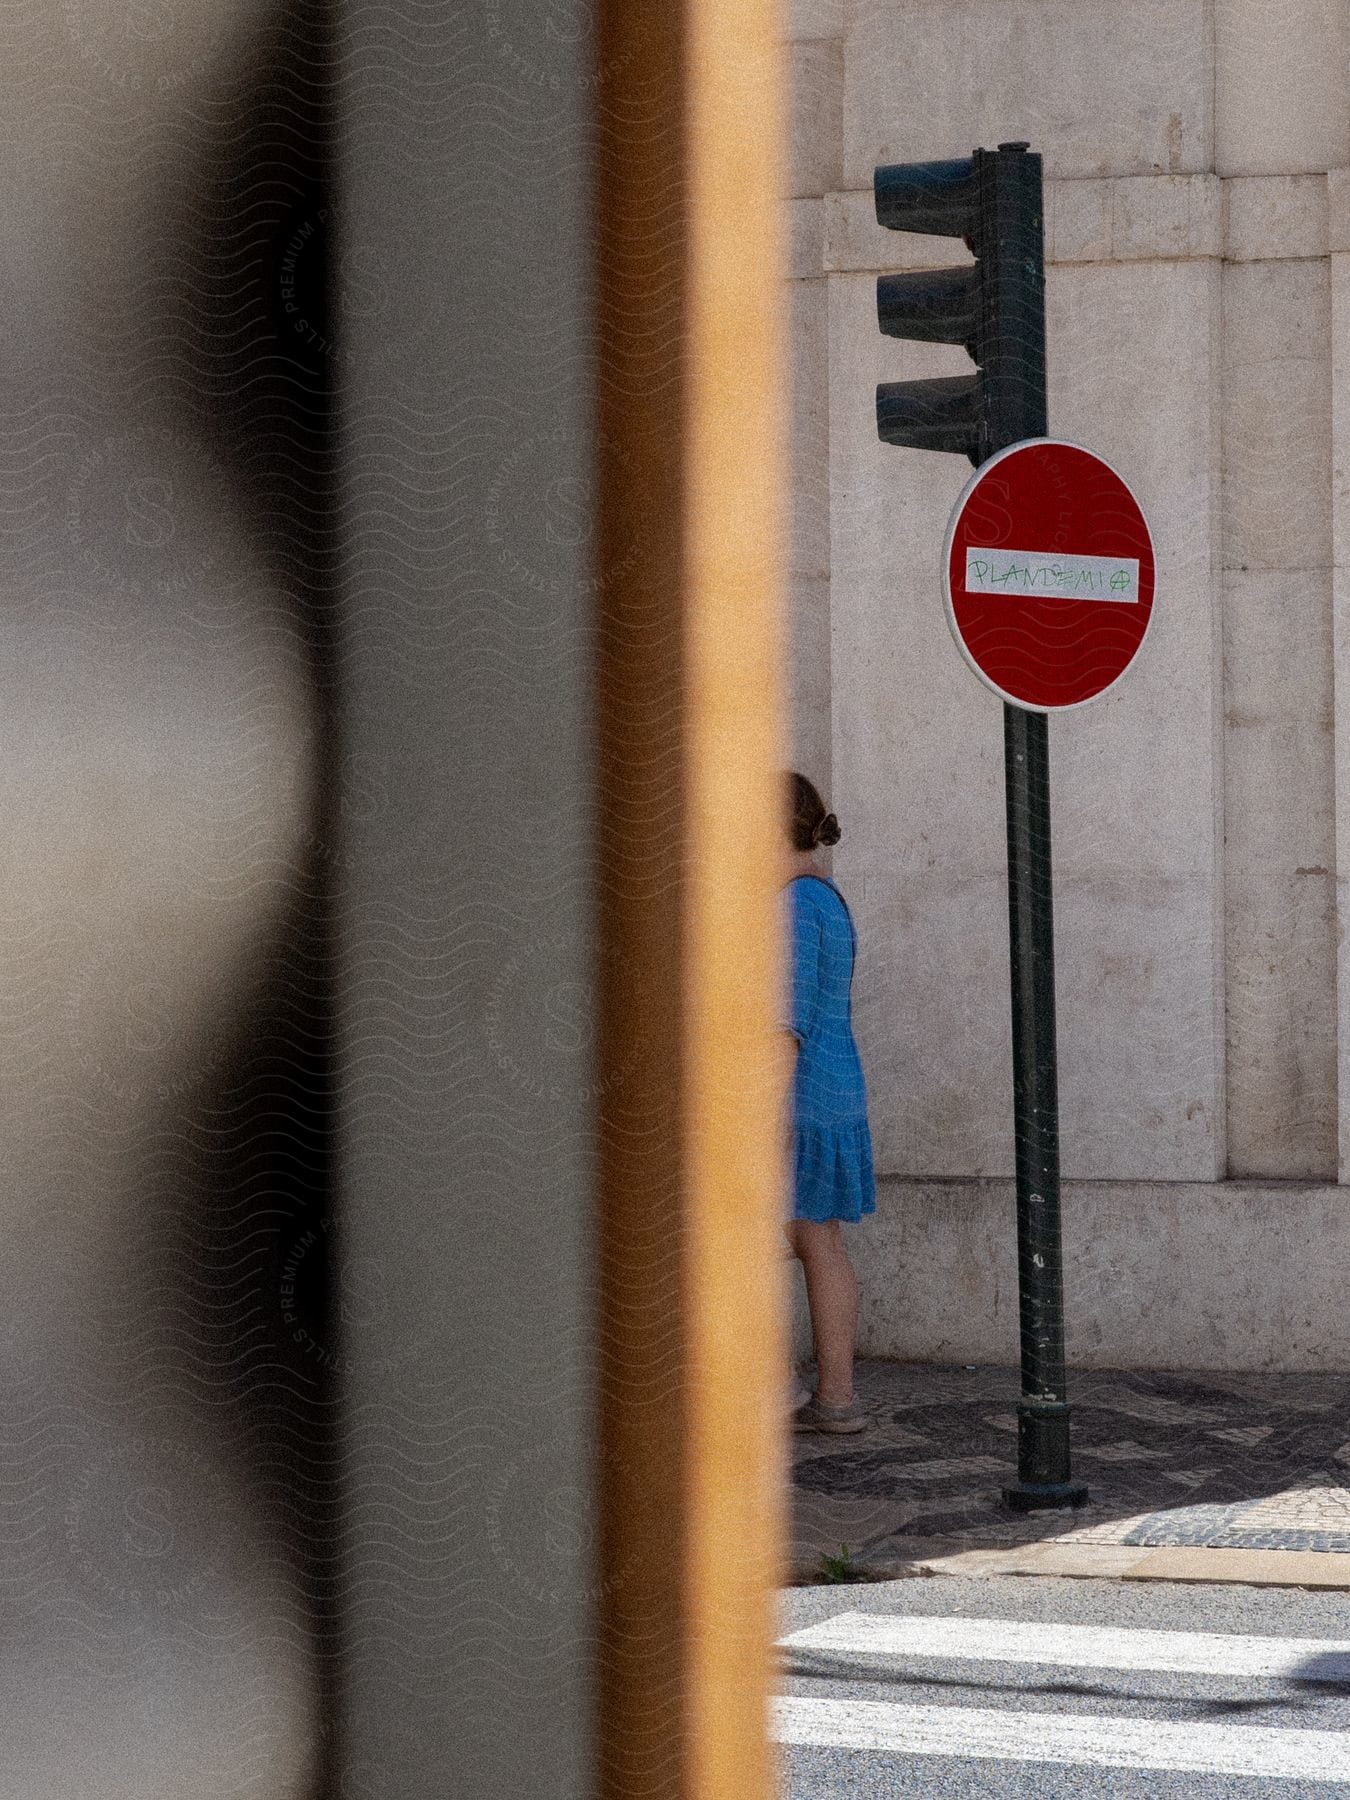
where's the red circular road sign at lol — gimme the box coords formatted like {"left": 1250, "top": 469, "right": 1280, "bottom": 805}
{"left": 941, "top": 438, "right": 1156, "bottom": 711}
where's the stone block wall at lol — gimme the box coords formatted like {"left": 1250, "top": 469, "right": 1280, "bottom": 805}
{"left": 785, "top": 0, "right": 1350, "bottom": 1369}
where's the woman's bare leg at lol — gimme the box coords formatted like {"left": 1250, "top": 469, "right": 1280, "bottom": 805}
{"left": 787, "top": 1220, "right": 858, "bottom": 1405}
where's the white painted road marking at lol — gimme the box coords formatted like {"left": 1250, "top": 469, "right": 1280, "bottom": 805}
{"left": 773, "top": 1696, "right": 1350, "bottom": 1780}
{"left": 780, "top": 1611, "right": 1350, "bottom": 1682}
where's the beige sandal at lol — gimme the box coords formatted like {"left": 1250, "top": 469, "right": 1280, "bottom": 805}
{"left": 792, "top": 1395, "right": 868, "bottom": 1434}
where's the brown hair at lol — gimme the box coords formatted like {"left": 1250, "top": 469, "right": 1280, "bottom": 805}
{"left": 787, "top": 772, "right": 841, "bottom": 852}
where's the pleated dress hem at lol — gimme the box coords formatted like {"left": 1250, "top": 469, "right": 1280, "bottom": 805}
{"left": 791, "top": 1117, "right": 876, "bottom": 1225}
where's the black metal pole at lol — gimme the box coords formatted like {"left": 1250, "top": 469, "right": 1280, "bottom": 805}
{"left": 1000, "top": 705, "right": 1086, "bottom": 1508}
{"left": 981, "top": 143, "right": 1087, "bottom": 1511}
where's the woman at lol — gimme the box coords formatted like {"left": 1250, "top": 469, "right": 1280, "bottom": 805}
{"left": 783, "top": 772, "right": 875, "bottom": 1434}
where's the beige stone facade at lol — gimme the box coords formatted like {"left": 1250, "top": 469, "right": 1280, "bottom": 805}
{"left": 786, "top": 0, "right": 1350, "bottom": 1369}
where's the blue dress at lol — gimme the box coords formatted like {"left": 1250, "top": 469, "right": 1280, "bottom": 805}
{"left": 786, "top": 875, "right": 876, "bottom": 1224}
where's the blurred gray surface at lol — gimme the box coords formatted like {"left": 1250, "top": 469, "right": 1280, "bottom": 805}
{"left": 332, "top": 1, "right": 599, "bottom": 1794}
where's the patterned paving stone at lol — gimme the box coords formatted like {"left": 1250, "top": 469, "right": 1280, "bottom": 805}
{"left": 1077, "top": 1439, "right": 1170, "bottom": 1463}
{"left": 791, "top": 1359, "right": 1350, "bottom": 1568}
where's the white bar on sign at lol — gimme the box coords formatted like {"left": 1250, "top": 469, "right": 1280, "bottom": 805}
{"left": 772, "top": 1698, "right": 1350, "bottom": 1781}
{"left": 965, "top": 546, "right": 1140, "bottom": 602}
{"left": 778, "top": 1612, "right": 1350, "bottom": 1681}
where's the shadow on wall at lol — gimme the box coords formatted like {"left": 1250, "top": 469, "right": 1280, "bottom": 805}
{"left": 0, "top": 1, "right": 338, "bottom": 1793}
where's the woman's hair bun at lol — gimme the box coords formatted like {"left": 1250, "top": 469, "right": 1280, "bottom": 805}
{"left": 788, "top": 771, "right": 840, "bottom": 852}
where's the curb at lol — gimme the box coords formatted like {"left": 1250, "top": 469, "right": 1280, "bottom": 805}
{"left": 791, "top": 1538, "right": 1350, "bottom": 1592}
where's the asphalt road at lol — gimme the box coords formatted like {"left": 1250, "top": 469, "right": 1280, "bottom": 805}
{"left": 776, "top": 1575, "right": 1350, "bottom": 1798}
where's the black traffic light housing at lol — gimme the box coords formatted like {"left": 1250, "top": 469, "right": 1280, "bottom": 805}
{"left": 874, "top": 143, "right": 1046, "bottom": 467}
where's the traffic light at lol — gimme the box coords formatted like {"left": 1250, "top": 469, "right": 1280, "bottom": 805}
{"left": 874, "top": 142, "right": 1046, "bottom": 467}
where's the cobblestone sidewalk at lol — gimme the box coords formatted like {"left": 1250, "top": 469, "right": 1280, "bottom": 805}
{"left": 793, "top": 1360, "right": 1350, "bottom": 1576}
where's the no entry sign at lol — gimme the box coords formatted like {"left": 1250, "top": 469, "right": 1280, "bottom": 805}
{"left": 942, "top": 438, "right": 1156, "bottom": 711}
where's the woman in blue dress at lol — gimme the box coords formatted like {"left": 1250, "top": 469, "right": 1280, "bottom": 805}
{"left": 783, "top": 772, "right": 874, "bottom": 1434}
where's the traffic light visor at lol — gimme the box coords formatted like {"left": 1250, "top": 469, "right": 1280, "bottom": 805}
{"left": 876, "top": 267, "right": 978, "bottom": 347}
{"left": 874, "top": 158, "right": 977, "bottom": 236}
{"left": 876, "top": 374, "right": 980, "bottom": 457}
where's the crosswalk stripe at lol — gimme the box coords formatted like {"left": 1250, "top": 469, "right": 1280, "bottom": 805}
{"left": 780, "top": 1611, "right": 1350, "bottom": 1681}
{"left": 773, "top": 1696, "right": 1350, "bottom": 1780}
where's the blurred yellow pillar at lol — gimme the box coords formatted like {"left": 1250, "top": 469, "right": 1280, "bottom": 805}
{"left": 594, "top": 3, "right": 789, "bottom": 1797}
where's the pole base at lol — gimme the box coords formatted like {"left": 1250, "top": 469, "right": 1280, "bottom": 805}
{"left": 1001, "top": 1480, "right": 1089, "bottom": 1514}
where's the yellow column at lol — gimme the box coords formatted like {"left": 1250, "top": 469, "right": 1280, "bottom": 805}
{"left": 594, "top": 2, "right": 788, "bottom": 1796}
